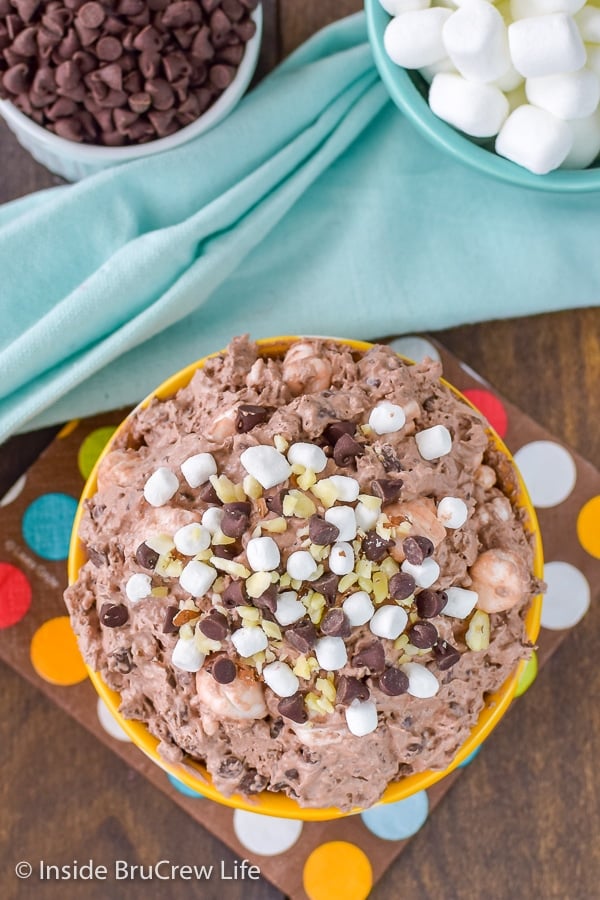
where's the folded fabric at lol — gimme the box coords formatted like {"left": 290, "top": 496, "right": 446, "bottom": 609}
{"left": 0, "top": 12, "right": 598, "bottom": 443}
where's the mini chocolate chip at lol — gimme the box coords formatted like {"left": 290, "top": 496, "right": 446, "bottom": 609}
{"left": 362, "top": 531, "right": 393, "bottom": 562}
{"left": 336, "top": 675, "right": 369, "bottom": 706}
{"left": 199, "top": 610, "right": 228, "bottom": 641}
{"left": 323, "top": 420, "right": 356, "bottom": 445}
{"left": 269, "top": 717, "right": 284, "bottom": 738}
{"left": 378, "top": 443, "right": 403, "bottom": 473}
{"left": 233, "top": 17, "right": 255, "bottom": 41}
{"left": 308, "top": 515, "right": 339, "bottom": 546}
{"left": 162, "top": 606, "right": 179, "bottom": 634}
{"left": 320, "top": 608, "right": 351, "bottom": 638}
{"left": 77, "top": 1, "right": 105, "bottom": 28}
{"left": 221, "top": 501, "right": 251, "bottom": 538}
{"left": 13, "top": 0, "right": 40, "bottom": 23}
{"left": 238, "top": 769, "right": 268, "bottom": 794}
{"left": 100, "top": 602, "right": 128, "bottom": 628}
{"left": 211, "top": 655, "right": 236, "bottom": 684}
{"left": 371, "top": 478, "right": 403, "bottom": 505}
{"left": 235, "top": 404, "right": 268, "bottom": 433}
{"left": 402, "top": 536, "right": 426, "bottom": 565}
{"left": 333, "top": 433, "right": 364, "bottom": 467}
{"left": 253, "top": 583, "right": 277, "bottom": 615}
{"left": 265, "top": 489, "right": 286, "bottom": 515}
{"left": 135, "top": 541, "right": 157, "bottom": 572}
{"left": 86, "top": 546, "right": 107, "bottom": 567}
{"left": 416, "top": 589, "right": 447, "bottom": 618}
{"left": 163, "top": 51, "right": 192, "bottom": 82}
{"left": 111, "top": 647, "right": 134, "bottom": 673}
{"left": 3, "top": 63, "right": 31, "bottom": 94}
{"left": 191, "top": 25, "right": 215, "bottom": 60}
{"left": 352, "top": 640, "right": 385, "bottom": 673}
{"left": 284, "top": 768, "right": 299, "bottom": 780}
{"left": 217, "top": 43, "right": 244, "bottom": 65}
{"left": 278, "top": 692, "right": 307, "bottom": 724}
{"left": 96, "top": 35, "right": 122, "bottom": 61}
{"left": 285, "top": 620, "right": 317, "bottom": 654}
{"left": 218, "top": 755, "right": 244, "bottom": 778}
{"left": 162, "top": 0, "right": 202, "bottom": 27}
{"left": 113, "top": 107, "right": 138, "bottom": 133}
{"left": 12, "top": 26, "right": 38, "bottom": 56}
{"left": 198, "top": 482, "right": 221, "bottom": 504}
{"left": 389, "top": 572, "right": 416, "bottom": 602}
{"left": 209, "top": 62, "right": 234, "bottom": 89}
{"left": 311, "top": 572, "right": 339, "bottom": 605}
{"left": 212, "top": 543, "right": 237, "bottom": 560}
{"left": 434, "top": 640, "right": 461, "bottom": 670}
{"left": 128, "top": 90, "right": 152, "bottom": 113}
{"left": 222, "top": 579, "right": 246, "bottom": 608}
{"left": 408, "top": 621, "right": 439, "bottom": 649}
{"left": 379, "top": 667, "right": 409, "bottom": 696}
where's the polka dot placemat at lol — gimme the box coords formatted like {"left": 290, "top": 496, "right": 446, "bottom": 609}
{"left": 0, "top": 337, "right": 598, "bottom": 900}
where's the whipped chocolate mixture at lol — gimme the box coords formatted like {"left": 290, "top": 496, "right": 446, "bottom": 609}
{"left": 65, "top": 337, "right": 540, "bottom": 811}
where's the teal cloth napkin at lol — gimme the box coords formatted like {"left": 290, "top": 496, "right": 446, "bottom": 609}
{"left": 0, "top": 12, "right": 598, "bottom": 444}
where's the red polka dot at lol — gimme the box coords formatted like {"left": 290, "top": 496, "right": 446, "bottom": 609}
{"left": 0, "top": 563, "right": 32, "bottom": 629}
{"left": 463, "top": 389, "right": 508, "bottom": 438}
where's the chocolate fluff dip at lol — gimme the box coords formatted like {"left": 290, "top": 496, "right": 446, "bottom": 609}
{"left": 65, "top": 337, "right": 542, "bottom": 811}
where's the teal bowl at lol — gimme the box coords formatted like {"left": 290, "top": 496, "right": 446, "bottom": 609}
{"left": 365, "top": 0, "right": 600, "bottom": 192}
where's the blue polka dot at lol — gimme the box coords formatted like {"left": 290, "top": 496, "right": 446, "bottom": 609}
{"left": 167, "top": 773, "right": 204, "bottom": 798}
{"left": 360, "top": 790, "right": 429, "bottom": 841}
{"left": 22, "top": 493, "right": 78, "bottom": 561}
{"left": 458, "top": 746, "right": 482, "bottom": 768}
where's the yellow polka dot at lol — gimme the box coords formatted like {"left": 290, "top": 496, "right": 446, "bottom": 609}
{"left": 577, "top": 496, "right": 600, "bottom": 559}
{"left": 30, "top": 616, "right": 88, "bottom": 686}
{"left": 57, "top": 419, "right": 80, "bottom": 439}
{"left": 514, "top": 651, "right": 538, "bottom": 698}
{"left": 78, "top": 426, "right": 117, "bottom": 480}
{"left": 303, "top": 842, "right": 372, "bottom": 900}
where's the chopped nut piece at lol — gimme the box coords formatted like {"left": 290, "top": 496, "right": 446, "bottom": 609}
{"left": 262, "top": 620, "right": 282, "bottom": 640}
{"left": 293, "top": 656, "right": 312, "bottom": 679}
{"left": 310, "top": 479, "right": 339, "bottom": 509}
{"left": 246, "top": 571, "right": 273, "bottom": 598}
{"left": 262, "top": 517, "right": 287, "bottom": 533}
{"left": 210, "top": 474, "right": 243, "bottom": 504}
{"left": 466, "top": 610, "right": 490, "bottom": 651}
{"left": 238, "top": 606, "right": 261, "bottom": 623}
{"left": 274, "top": 434, "right": 289, "bottom": 453}
{"left": 243, "top": 475, "right": 263, "bottom": 499}
{"left": 210, "top": 558, "right": 251, "bottom": 579}
{"left": 297, "top": 468, "right": 317, "bottom": 491}
{"left": 372, "top": 571, "right": 389, "bottom": 605}
{"left": 172, "top": 608, "right": 200, "bottom": 627}
{"left": 150, "top": 586, "right": 169, "bottom": 598}
{"left": 338, "top": 572, "right": 359, "bottom": 593}
{"left": 211, "top": 530, "right": 236, "bottom": 546}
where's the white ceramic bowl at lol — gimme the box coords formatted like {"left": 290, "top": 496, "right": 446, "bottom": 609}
{"left": 0, "top": 4, "right": 262, "bottom": 181}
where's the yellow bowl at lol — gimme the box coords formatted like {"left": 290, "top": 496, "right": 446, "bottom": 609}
{"left": 68, "top": 336, "right": 543, "bottom": 821}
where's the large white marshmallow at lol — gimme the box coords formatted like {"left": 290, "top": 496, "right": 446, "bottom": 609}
{"left": 560, "top": 108, "right": 600, "bottom": 168}
{"left": 240, "top": 445, "right": 292, "bottom": 489}
{"left": 345, "top": 699, "right": 378, "bottom": 737}
{"left": 588, "top": 45, "right": 600, "bottom": 80}
{"left": 443, "top": 0, "right": 511, "bottom": 83}
{"left": 429, "top": 73, "right": 509, "bottom": 137}
{"left": 379, "top": 0, "right": 430, "bottom": 14}
{"left": 526, "top": 69, "right": 600, "bottom": 120}
{"left": 508, "top": 14, "right": 586, "bottom": 79}
{"left": 496, "top": 104, "right": 573, "bottom": 173}
{"left": 384, "top": 7, "right": 452, "bottom": 69}
{"left": 419, "top": 56, "right": 458, "bottom": 84}
{"left": 576, "top": 6, "right": 600, "bottom": 42}
{"left": 494, "top": 63, "right": 524, "bottom": 92}
{"left": 511, "top": 0, "right": 586, "bottom": 19}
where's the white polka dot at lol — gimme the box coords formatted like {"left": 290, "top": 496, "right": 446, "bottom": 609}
{"left": 389, "top": 336, "right": 440, "bottom": 364}
{"left": 541, "top": 561, "right": 590, "bottom": 630}
{"left": 0, "top": 474, "right": 27, "bottom": 507}
{"left": 513, "top": 441, "right": 576, "bottom": 508}
{"left": 97, "top": 698, "right": 132, "bottom": 742}
{"left": 233, "top": 809, "right": 303, "bottom": 856}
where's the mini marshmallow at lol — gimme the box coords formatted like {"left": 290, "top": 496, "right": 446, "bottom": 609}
{"left": 437, "top": 496, "right": 468, "bottom": 528}
{"left": 325, "top": 506, "right": 357, "bottom": 542}
{"left": 401, "top": 662, "right": 440, "bottom": 699}
{"left": 314, "top": 636, "right": 348, "bottom": 671}
{"left": 526, "top": 69, "right": 600, "bottom": 121}
{"left": 286, "top": 550, "right": 318, "bottom": 581}
{"left": 415, "top": 423, "right": 453, "bottom": 460}
{"left": 180, "top": 452, "right": 217, "bottom": 488}
{"left": 126, "top": 573, "right": 152, "bottom": 602}
{"left": 240, "top": 445, "right": 292, "bottom": 489}
{"left": 328, "top": 475, "right": 360, "bottom": 502}
{"left": 345, "top": 699, "right": 378, "bottom": 737}
{"left": 443, "top": 0, "right": 511, "bottom": 83}
{"left": 495, "top": 63, "right": 524, "bottom": 93}
{"left": 143, "top": 467, "right": 179, "bottom": 507}
{"left": 511, "top": 0, "right": 585, "bottom": 19}
{"left": 328, "top": 542, "right": 355, "bottom": 576}
{"left": 379, "top": 0, "right": 430, "bottom": 15}
{"left": 384, "top": 7, "right": 452, "bottom": 69}
{"left": 508, "top": 14, "right": 586, "bottom": 79}
{"left": 174, "top": 523, "right": 211, "bottom": 556}
{"left": 420, "top": 56, "right": 457, "bottom": 84}
{"left": 275, "top": 590, "right": 306, "bottom": 626}
{"left": 355, "top": 501, "right": 380, "bottom": 531}
{"left": 561, "top": 109, "right": 600, "bottom": 168}
{"left": 429, "top": 73, "right": 509, "bottom": 137}
{"left": 370, "top": 604, "right": 409, "bottom": 639}
{"left": 496, "top": 105, "right": 573, "bottom": 174}
{"left": 401, "top": 557, "right": 440, "bottom": 588}
{"left": 287, "top": 442, "right": 328, "bottom": 473}
{"left": 231, "top": 626, "right": 268, "bottom": 658}
{"left": 201, "top": 506, "right": 224, "bottom": 535}
{"left": 343, "top": 591, "right": 375, "bottom": 627}
{"left": 587, "top": 45, "right": 600, "bottom": 80}
{"left": 262, "top": 661, "right": 300, "bottom": 698}
{"left": 246, "top": 536, "right": 281, "bottom": 572}
{"left": 172, "top": 638, "right": 205, "bottom": 673}
{"left": 443, "top": 585, "right": 479, "bottom": 618}
{"left": 576, "top": 6, "right": 600, "bottom": 42}
{"left": 368, "top": 401, "right": 406, "bottom": 435}
{"left": 179, "top": 560, "right": 217, "bottom": 597}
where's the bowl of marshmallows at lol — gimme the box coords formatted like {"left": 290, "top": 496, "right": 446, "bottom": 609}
{"left": 365, "top": 0, "right": 600, "bottom": 190}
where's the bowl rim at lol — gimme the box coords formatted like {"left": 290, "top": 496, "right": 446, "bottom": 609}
{"left": 365, "top": 0, "right": 600, "bottom": 193}
{"left": 68, "top": 335, "right": 543, "bottom": 821}
{"left": 0, "top": 3, "right": 262, "bottom": 163}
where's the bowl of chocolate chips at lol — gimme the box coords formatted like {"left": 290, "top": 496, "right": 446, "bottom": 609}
{"left": 66, "top": 335, "right": 543, "bottom": 820}
{"left": 0, "top": 0, "right": 262, "bottom": 180}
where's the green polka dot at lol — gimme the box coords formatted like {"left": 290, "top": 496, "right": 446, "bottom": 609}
{"left": 78, "top": 427, "right": 117, "bottom": 480}
{"left": 514, "top": 652, "right": 538, "bottom": 698}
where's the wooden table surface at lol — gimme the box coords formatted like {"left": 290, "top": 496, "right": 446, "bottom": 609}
{"left": 1, "top": 2, "right": 599, "bottom": 898}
